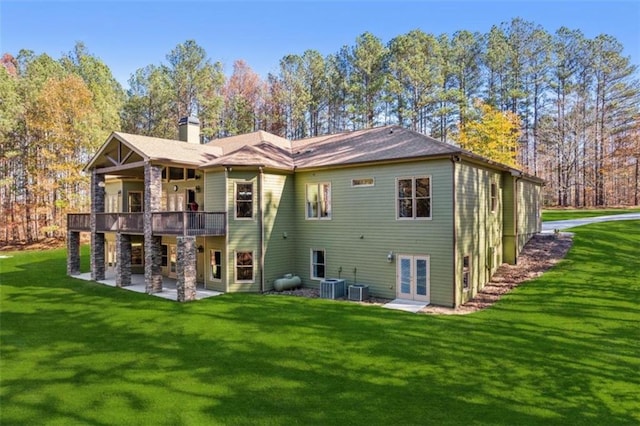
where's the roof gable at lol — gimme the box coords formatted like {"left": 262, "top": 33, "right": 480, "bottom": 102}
{"left": 85, "top": 132, "right": 222, "bottom": 172}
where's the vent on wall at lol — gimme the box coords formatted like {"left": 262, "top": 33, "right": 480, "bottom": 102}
{"left": 320, "top": 279, "right": 346, "bottom": 299}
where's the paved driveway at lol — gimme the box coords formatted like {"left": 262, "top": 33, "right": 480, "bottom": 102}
{"left": 541, "top": 212, "right": 640, "bottom": 233}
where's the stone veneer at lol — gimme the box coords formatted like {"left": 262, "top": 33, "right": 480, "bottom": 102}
{"left": 144, "top": 163, "right": 163, "bottom": 293}
{"left": 176, "top": 236, "right": 197, "bottom": 302}
{"left": 67, "top": 230, "right": 81, "bottom": 276}
{"left": 90, "top": 172, "right": 105, "bottom": 281}
{"left": 115, "top": 233, "right": 132, "bottom": 287}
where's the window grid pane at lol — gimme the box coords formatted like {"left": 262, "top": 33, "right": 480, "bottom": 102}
{"left": 312, "top": 249, "right": 326, "bottom": 279}
{"left": 236, "top": 252, "right": 253, "bottom": 281}
{"left": 236, "top": 183, "right": 253, "bottom": 218}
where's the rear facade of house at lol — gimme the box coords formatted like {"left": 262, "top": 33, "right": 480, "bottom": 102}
{"left": 67, "top": 122, "right": 542, "bottom": 307}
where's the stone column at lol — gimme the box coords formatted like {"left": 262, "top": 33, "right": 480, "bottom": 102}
{"left": 90, "top": 171, "right": 106, "bottom": 281}
{"left": 176, "top": 236, "right": 197, "bottom": 302}
{"left": 115, "top": 233, "right": 132, "bottom": 287}
{"left": 67, "top": 230, "right": 81, "bottom": 276}
{"left": 144, "top": 163, "right": 163, "bottom": 293}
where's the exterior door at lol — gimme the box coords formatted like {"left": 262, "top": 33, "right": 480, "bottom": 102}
{"left": 105, "top": 242, "right": 116, "bottom": 276}
{"left": 397, "top": 255, "right": 430, "bottom": 303}
{"left": 169, "top": 245, "right": 177, "bottom": 278}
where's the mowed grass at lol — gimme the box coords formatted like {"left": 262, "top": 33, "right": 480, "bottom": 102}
{"left": 1, "top": 222, "right": 639, "bottom": 425}
{"left": 542, "top": 207, "right": 640, "bottom": 222}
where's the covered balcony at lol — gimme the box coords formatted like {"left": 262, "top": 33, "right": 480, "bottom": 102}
{"left": 67, "top": 212, "right": 226, "bottom": 236}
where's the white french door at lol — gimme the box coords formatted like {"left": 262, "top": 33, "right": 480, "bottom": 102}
{"left": 397, "top": 255, "right": 430, "bottom": 303}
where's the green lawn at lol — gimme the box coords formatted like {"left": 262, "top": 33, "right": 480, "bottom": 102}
{"left": 1, "top": 222, "right": 639, "bottom": 425}
{"left": 542, "top": 207, "right": 640, "bottom": 222}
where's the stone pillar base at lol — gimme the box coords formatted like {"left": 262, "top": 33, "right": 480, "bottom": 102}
{"left": 145, "top": 235, "right": 163, "bottom": 294}
{"left": 177, "top": 236, "right": 197, "bottom": 302}
{"left": 67, "top": 231, "right": 81, "bottom": 276}
{"left": 116, "top": 233, "right": 132, "bottom": 287}
{"left": 91, "top": 232, "right": 105, "bottom": 281}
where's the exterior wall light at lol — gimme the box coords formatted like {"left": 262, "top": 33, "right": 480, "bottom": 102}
{"left": 387, "top": 251, "right": 394, "bottom": 262}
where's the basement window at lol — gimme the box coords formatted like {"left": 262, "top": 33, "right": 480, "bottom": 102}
{"left": 311, "top": 249, "right": 326, "bottom": 280}
{"left": 462, "top": 255, "right": 470, "bottom": 291}
{"left": 235, "top": 251, "right": 254, "bottom": 282}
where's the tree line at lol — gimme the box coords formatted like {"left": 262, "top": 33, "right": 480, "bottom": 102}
{"left": 1, "top": 18, "right": 639, "bottom": 243}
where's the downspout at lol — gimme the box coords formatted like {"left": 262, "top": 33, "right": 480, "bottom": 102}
{"left": 450, "top": 155, "right": 460, "bottom": 308}
{"left": 259, "top": 167, "right": 265, "bottom": 293}
{"left": 224, "top": 167, "right": 230, "bottom": 293}
{"left": 514, "top": 175, "right": 522, "bottom": 262}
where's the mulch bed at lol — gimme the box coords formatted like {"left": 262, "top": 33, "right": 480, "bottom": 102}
{"left": 421, "top": 233, "right": 574, "bottom": 314}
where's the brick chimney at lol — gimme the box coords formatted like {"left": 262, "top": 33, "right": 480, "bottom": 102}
{"left": 178, "top": 116, "right": 201, "bottom": 144}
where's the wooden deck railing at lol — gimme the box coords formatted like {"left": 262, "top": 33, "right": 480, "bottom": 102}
{"left": 67, "top": 213, "right": 91, "bottom": 231}
{"left": 67, "top": 212, "right": 226, "bottom": 236}
{"left": 152, "top": 212, "right": 226, "bottom": 236}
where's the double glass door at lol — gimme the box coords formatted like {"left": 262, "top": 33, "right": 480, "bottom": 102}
{"left": 397, "top": 255, "right": 430, "bottom": 302}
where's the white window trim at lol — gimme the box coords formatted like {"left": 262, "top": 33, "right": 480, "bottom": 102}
{"left": 490, "top": 182, "right": 498, "bottom": 214}
{"left": 210, "top": 248, "right": 222, "bottom": 282}
{"left": 234, "top": 250, "right": 254, "bottom": 283}
{"left": 310, "top": 248, "right": 326, "bottom": 281}
{"left": 305, "top": 182, "right": 332, "bottom": 220}
{"left": 395, "top": 176, "right": 432, "bottom": 220}
{"left": 234, "top": 181, "right": 254, "bottom": 220}
{"left": 462, "top": 254, "right": 471, "bottom": 292}
{"left": 351, "top": 177, "right": 375, "bottom": 187}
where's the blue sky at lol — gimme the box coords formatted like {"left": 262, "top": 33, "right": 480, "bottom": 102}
{"left": 2, "top": 1, "right": 639, "bottom": 90}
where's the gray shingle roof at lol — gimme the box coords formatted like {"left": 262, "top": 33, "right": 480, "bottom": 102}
{"left": 112, "top": 132, "right": 222, "bottom": 164}
{"left": 293, "top": 126, "right": 462, "bottom": 168}
{"left": 202, "top": 143, "right": 295, "bottom": 170}
{"left": 206, "top": 130, "right": 291, "bottom": 155}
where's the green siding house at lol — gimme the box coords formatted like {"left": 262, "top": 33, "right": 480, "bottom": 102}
{"left": 67, "top": 119, "right": 543, "bottom": 307}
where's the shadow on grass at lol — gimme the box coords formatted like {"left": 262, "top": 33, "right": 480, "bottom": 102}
{"left": 1, "top": 224, "right": 639, "bottom": 425}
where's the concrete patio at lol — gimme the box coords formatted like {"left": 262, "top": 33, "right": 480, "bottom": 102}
{"left": 73, "top": 272, "right": 223, "bottom": 301}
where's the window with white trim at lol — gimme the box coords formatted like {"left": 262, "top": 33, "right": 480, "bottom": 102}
{"left": 235, "top": 251, "right": 254, "bottom": 282}
{"left": 311, "top": 249, "right": 326, "bottom": 280}
{"left": 490, "top": 182, "right": 497, "bottom": 213}
{"left": 306, "top": 183, "right": 331, "bottom": 219}
{"left": 351, "top": 178, "right": 374, "bottom": 187}
{"left": 462, "top": 255, "right": 470, "bottom": 291}
{"left": 210, "top": 249, "right": 222, "bottom": 281}
{"left": 397, "top": 176, "right": 431, "bottom": 219}
{"left": 235, "top": 182, "right": 253, "bottom": 219}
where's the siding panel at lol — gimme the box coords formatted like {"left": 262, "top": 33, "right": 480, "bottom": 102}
{"left": 294, "top": 160, "right": 455, "bottom": 306}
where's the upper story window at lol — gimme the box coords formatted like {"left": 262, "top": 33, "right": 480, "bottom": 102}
{"left": 169, "top": 167, "right": 184, "bottom": 181}
{"left": 306, "top": 183, "right": 331, "bottom": 219}
{"left": 235, "top": 182, "right": 253, "bottom": 219}
{"left": 490, "top": 182, "right": 497, "bottom": 213}
{"left": 352, "top": 178, "right": 374, "bottom": 187}
{"left": 128, "top": 191, "right": 143, "bottom": 213}
{"left": 397, "top": 176, "right": 431, "bottom": 219}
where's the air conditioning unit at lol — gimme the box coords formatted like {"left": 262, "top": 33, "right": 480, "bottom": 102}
{"left": 348, "top": 284, "right": 369, "bottom": 301}
{"left": 320, "top": 279, "right": 346, "bottom": 299}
